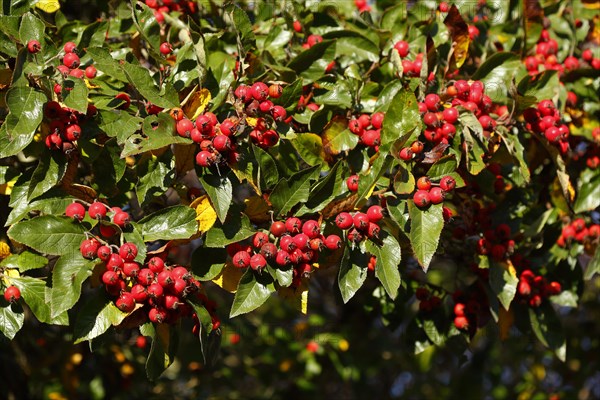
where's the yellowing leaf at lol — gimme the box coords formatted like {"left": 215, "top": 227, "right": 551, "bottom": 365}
{"left": 245, "top": 117, "right": 258, "bottom": 128}
{"left": 279, "top": 285, "right": 308, "bottom": 314}
{"left": 0, "top": 242, "right": 12, "bottom": 259}
{"left": 191, "top": 195, "right": 217, "bottom": 233}
{"left": 212, "top": 263, "right": 245, "bottom": 293}
{"left": 0, "top": 177, "right": 17, "bottom": 195}
{"left": 36, "top": 0, "right": 60, "bottom": 13}
{"left": 85, "top": 79, "right": 100, "bottom": 89}
{"left": 444, "top": 5, "right": 471, "bottom": 69}
{"left": 244, "top": 195, "right": 271, "bottom": 224}
{"left": 182, "top": 88, "right": 211, "bottom": 120}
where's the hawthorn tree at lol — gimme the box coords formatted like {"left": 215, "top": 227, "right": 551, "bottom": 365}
{"left": 0, "top": 0, "right": 599, "bottom": 397}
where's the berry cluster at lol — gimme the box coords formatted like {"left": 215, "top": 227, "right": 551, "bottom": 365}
{"left": 557, "top": 218, "right": 600, "bottom": 248}
{"left": 415, "top": 287, "right": 442, "bottom": 313}
{"left": 334, "top": 205, "right": 384, "bottom": 244}
{"left": 54, "top": 42, "right": 98, "bottom": 91}
{"left": 230, "top": 218, "right": 342, "bottom": 288}
{"left": 476, "top": 223, "right": 515, "bottom": 262}
{"left": 412, "top": 175, "right": 456, "bottom": 209}
{"left": 516, "top": 269, "right": 561, "bottom": 308}
{"left": 348, "top": 112, "right": 385, "bottom": 150}
{"left": 43, "top": 101, "right": 94, "bottom": 152}
{"left": 65, "top": 201, "right": 131, "bottom": 230}
{"left": 144, "top": 0, "right": 197, "bottom": 23}
{"left": 523, "top": 99, "right": 570, "bottom": 154}
{"left": 301, "top": 34, "right": 323, "bottom": 50}
{"left": 452, "top": 288, "right": 489, "bottom": 331}
{"left": 393, "top": 40, "right": 424, "bottom": 78}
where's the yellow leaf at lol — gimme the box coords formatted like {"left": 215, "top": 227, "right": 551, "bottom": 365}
{"left": 36, "top": 0, "right": 60, "bottom": 13}
{"left": 279, "top": 285, "right": 308, "bottom": 314}
{"left": 444, "top": 5, "right": 471, "bottom": 69}
{"left": 191, "top": 195, "right": 217, "bottom": 234}
{"left": 244, "top": 195, "right": 271, "bottom": 224}
{"left": 182, "top": 88, "right": 212, "bottom": 120}
{"left": 85, "top": 79, "right": 100, "bottom": 89}
{"left": 212, "top": 263, "right": 245, "bottom": 293}
{"left": 0, "top": 242, "right": 11, "bottom": 259}
{"left": 1, "top": 266, "right": 19, "bottom": 286}
{"left": 0, "top": 177, "right": 17, "bottom": 196}
{"left": 245, "top": 117, "right": 258, "bottom": 128}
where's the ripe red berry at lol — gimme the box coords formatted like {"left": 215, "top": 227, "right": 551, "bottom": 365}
{"left": 285, "top": 217, "right": 302, "bottom": 234}
{"left": 196, "top": 150, "right": 216, "bottom": 167}
{"left": 293, "top": 233, "right": 310, "bottom": 250}
{"left": 454, "top": 316, "right": 469, "bottom": 330}
{"left": 147, "top": 256, "right": 165, "bottom": 273}
{"left": 80, "top": 238, "right": 100, "bottom": 259}
{"left": 177, "top": 118, "right": 194, "bottom": 138}
{"left": 454, "top": 303, "right": 465, "bottom": 316}
{"left": 233, "top": 251, "right": 251, "bottom": 268}
{"left": 234, "top": 85, "right": 251, "bottom": 102}
{"left": 66, "top": 202, "right": 86, "bottom": 221}
{"left": 272, "top": 105, "right": 287, "bottom": 122}
{"left": 27, "top": 40, "right": 41, "bottom": 53}
{"left": 97, "top": 245, "right": 112, "bottom": 261}
{"left": 302, "top": 220, "right": 321, "bottom": 239}
{"left": 113, "top": 211, "right": 130, "bottom": 227}
{"left": 88, "top": 202, "right": 107, "bottom": 219}
{"left": 366, "top": 222, "right": 380, "bottom": 239}
{"left": 157, "top": 270, "right": 174, "bottom": 288}
{"left": 439, "top": 2, "right": 449, "bottom": 12}
{"left": 268, "top": 84, "right": 283, "bottom": 98}
{"left": 119, "top": 243, "right": 138, "bottom": 262}
{"left": 424, "top": 93, "right": 441, "bottom": 111}
{"left": 362, "top": 129, "right": 380, "bottom": 147}
{"left": 394, "top": 40, "right": 410, "bottom": 57}
{"left": 115, "top": 92, "right": 131, "bottom": 109}
{"left": 371, "top": 112, "right": 385, "bottom": 129}
{"left": 347, "top": 228, "right": 363, "bottom": 243}
{"left": 250, "top": 253, "right": 267, "bottom": 270}
{"left": 423, "top": 112, "right": 439, "bottom": 127}
{"left": 416, "top": 176, "right": 432, "bottom": 191}
{"left": 366, "top": 205, "right": 384, "bottom": 223}
{"left": 270, "top": 221, "right": 287, "bottom": 237}
{"left": 4, "top": 286, "right": 21, "bottom": 303}
{"left": 279, "top": 235, "right": 296, "bottom": 253}
{"left": 275, "top": 250, "right": 291, "bottom": 266}
{"left": 131, "top": 284, "right": 148, "bottom": 303}
{"left": 252, "top": 232, "right": 270, "bottom": 249}
{"left": 259, "top": 100, "right": 274, "bottom": 113}
{"left": 64, "top": 124, "right": 81, "bottom": 141}
{"left": 63, "top": 52, "right": 80, "bottom": 68}
{"left": 260, "top": 243, "right": 278, "bottom": 260}
{"left": 84, "top": 65, "right": 97, "bottom": 79}
{"left": 63, "top": 42, "right": 77, "bottom": 53}
{"left": 413, "top": 190, "right": 431, "bottom": 208}
{"left": 293, "top": 20, "right": 302, "bottom": 33}
{"left": 102, "top": 270, "right": 119, "bottom": 286}
{"left": 149, "top": 307, "right": 167, "bottom": 323}
{"left": 251, "top": 82, "right": 269, "bottom": 101}
{"left": 159, "top": 42, "right": 172, "bottom": 55}
{"left": 442, "top": 107, "right": 458, "bottom": 124}
{"left": 335, "top": 212, "right": 354, "bottom": 230}
{"left": 399, "top": 147, "right": 413, "bottom": 161}
{"left": 346, "top": 175, "right": 359, "bottom": 192}
{"left": 353, "top": 213, "right": 370, "bottom": 231}
{"left": 116, "top": 292, "right": 136, "bottom": 313}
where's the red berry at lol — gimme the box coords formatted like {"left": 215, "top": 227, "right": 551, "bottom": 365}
{"left": 157, "top": 270, "right": 174, "bottom": 288}
{"left": 147, "top": 256, "right": 165, "bottom": 273}
{"left": 285, "top": 217, "right": 302, "bottom": 234}
{"left": 250, "top": 253, "right": 267, "bottom": 270}
{"left": 196, "top": 150, "right": 216, "bottom": 167}
{"left": 413, "top": 190, "right": 431, "bottom": 208}
{"left": 63, "top": 42, "right": 77, "bottom": 53}
{"left": 159, "top": 42, "right": 172, "bottom": 55}
{"left": 115, "top": 93, "right": 131, "bottom": 109}
{"left": 65, "top": 124, "right": 81, "bottom": 141}
{"left": 293, "top": 233, "right": 310, "bottom": 250}
{"left": 233, "top": 251, "right": 251, "bottom": 268}
{"left": 252, "top": 232, "right": 270, "bottom": 249}
{"left": 116, "top": 292, "right": 136, "bottom": 313}
{"left": 63, "top": 52, "right": 80, "bottom": 69}
{"left": 97, "top": 245, "right": 112, "bottom": 261}
{"left": 366, "top": 205, "right": 384, "bottom": 223}
{"left": 442, "top": 107, "right": 458, "bottom": 124}
{"left": 279, "top": 235, "right": 296, "bottom": 253}
{"left": 394, "top": 40, "right": 410, "bottom": 58}
{"left": 302, "top": 220, "right": 321, "bottom": 239}
{"left": 347, "top": 228, "right": 363, "bottom": 243}
{"left": 119, "top": 242, "right": 138, "bottom": 262}
{"left": 272, "top": 105, "right": 287, "bottom": 122}
{"left": 362, "top": 130, "right": 380, "bottom": 147}
{"left": 27, "top": 40, "right": 41, "bottom": 54}
{"left": 346, "top": 175, "right": 359, "bottom": 192}
{"left": 399, "top": 147, "right": 413, "bottom": 161}
{"left": 353, "top": 213, "right": 370, "bottom": 231}
{"left": 260, "top": 243, "right": 278, "bottom": 260}
{"left": 424, "top": 93, "right": 441, "bottom": 111}
{"left": 3, "top": 286, "right": 21, "bottom": 303}
{"left": 454, "top": 303, "right": 465, "bottom": 316}
{"left": 268, "top": 84, "right": 283, "bottom": 98}
{"left": 137, "top": 269, "right": 155, "bottom": 286}
{"left": 113, "top": 211, "right": 130, "bottom": 227}
{"left": 88, "top": 202, "right": 107, "bottom": 219}
{"left": 454, "top": 316, "right": 469, "bottom": 330}
{"left": 102, "top": 270, "right": 119, "bottom": 286}
{"left": 234, "top": 85, "right": 251, "bottom": 102}
{"left": 293, "top": 20, "right": 302, "bottom": 33}
{"left": 85, "top": 65, "right": 97, "bottom": 79}
{"left": 270, "top": 221, "right": 287, "bottom": 237}
{"left": 177, "top": 118, "right": 194, "bottom": 138}
{"left": 440, "top": 176, "right": 456, "bottom": 192}
{"left": 371, "top": 112, "right": 385, "bottom": 129}
{"left": 250, "top": 82, "right": 269, "bottom": 101}
{"left": 366, "top": 222, "right": 380, "bottom": 239}
{"left": 148, "top": 307, "right": 167, "bottom": 323}
{"left": 335, "top": 212, "right": 354, "bottom": 230}
{"left": 80, "top": 238, "right": 100, "bottom": 259}
{"left": 66, "top": 202, "right": 86, "bottom": 221}
{"left": 147, "top": 282, "right": 164, "bottom": 298}
{"left": 416, "top": 176, "right": 432, "bottom": 191}
{"left": 275, "top": 250, "right": 290, "bottom": 266}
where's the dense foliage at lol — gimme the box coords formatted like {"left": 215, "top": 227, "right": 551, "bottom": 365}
{"left": 1, "top": 0, "right": 599, "bottom": 398}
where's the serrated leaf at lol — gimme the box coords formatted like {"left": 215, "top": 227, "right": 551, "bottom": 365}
{"left": 584, "top": 246, "right": 600, "bottom": 280}
{"left": 0, "top": 251, "right": 47, "bottom": 272}
{"left": 321, "top": 116, "right": 359, "bottom": 157}
{"left": 226, "top": 4, "right": 256, "bottom": 51}
{"left": 120, "top": 62, "right": 179, "bottom": 109}
{"left": 382, "top": 88, "right": 420, "bottom": 146}
{"left": 121, "top": 113, "right": 191, "bottom": 157}
{"left": 28, "top": 152, "right": 67, "bottom": 201}
{"left": 365, "top": 232, "right": 402, "bottom": 299}
{"left": 288, "top": 40, "right": 336, "bottom": 83}
{"left": 230, "top": 269, "right": 275, "bottom": 317}
{"left": 529, "top": 303, "right": 566, "bottom": 361}
{"left": 0, "top": 303, "right": 24, "bottom": 340}
{"left": 73, "top": 291, "right": 127, "bottom": 344}
{"left": 300, "top": 160, "right": 344, "bottom": 214}
{"left": 19, "top": 12, "right": 45, "bottom": 43}
{"left": 408, "top": 202, "right": 444, "bottom": 271}
{"left": 270, "top": 165, "right": 320, "bottom": 217}
{"left": 62, "top": 78, "right": 89, "bottom": 114}
{"left": 136, "top": 156, "right": 175, "bottom": 206}
{"left": 338, "top": 247, "right": 368, "bottom": 303}
{"left": 0, "top": 87, "right": 46, "bottom": 158}
{"left": 146, "top": 323, "right": 178, "bottom": 380}
{"left": 50, "top": 253, "right": 95, "bottom": 318}
{"left": 7, "top": 216, "right": 87, "bottom": 256}
{"left": 204, "top": 213, "right": 255, "bottom": 248}
{"left": 86, "top": 47, "right": 128, "bottom": 82}
{"left": 186, "top": 296, "right": 219, "bottom": 366}
{"left": 138, "top": 205, "right": 198, "bottom": 242}
{"left": 489, "top": 260, "right": 519, "bottom": 310}
{"left": 98, "top": 111, "right": 143, "bottom": 144}
{"left": 356, "top": 154, "right": 392, "bottom": 203}
{"left": 574, "top": 169, "right": 600, "bottom": 213}
{"left": 200, "top": 174, "right": 233, "bottom": 224}
{"left": 10, "top": 276, "right": 65, "bottom": 325}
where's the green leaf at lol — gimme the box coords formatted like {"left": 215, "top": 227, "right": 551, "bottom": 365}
{"left": 138, "top": 205, "right": 198, "bottom": 242}
{"left": 28, "top": 152, "right": 67, "bottom": 201}
{"left": 338, "top": 247, "right": 368, "bottom": 303}
{"left": 489, "top": 261, "right": 519, "bottom": 310}
{"left": 200, "top": 174, "right": 233, "bottom": 223}
{"left": 270, "top": 165, "right": 320, "bottom": 217}
{"left": 132, "top": 3, "right": 161, "bottom": 57}
{"left": 574, "top": 170, "right": 600, "bottom": 213}
{"left": 0, "top": 251, "right": 47, "bottom": 272}
{"left": 136, "top": 156, "right": 175, "bottom": 206}
{"left": 300, "top": 161, "right": 344, "bottom": 214}
{"left": 288, "top": 40, "right": 336, "bottom": 83}
{"left": 0, "top": 303, "right": 24, "bottom": 340}
{"left": 191, "top": 247, "right": 227, "bottom": 281}
{"left": 6, "top": 187, "right": 72, "bottom": 226}
{"left": 98, "top": 111, "right": 142, "bottom": 144}
{"left": 62, "top": 78, "right": 89, "bottom": 114}
{"left": 356, "top": 154, "right": 393, "bottom": 203}
{"left": 499, "top": 128, "right": 531, "bottom": 186}
{"left": 121, "top": 113, "right": 191, "bottom": 157}
{"left": 382, "top": 88, "right": 420, "bottom": 146}
{"left": 584, "top": 246, "right": 600, "bottom": 280}
{"left": 7, "top": 216, "right": 87, "bottom": 256}
{"left": 230, "top": 269, "right": 275, "bottom": 318}
{"left": 518, "top": 70, "right": 560, "bottom": 104}
{"left": 86, "top": 47, "right": 128, "bottom": 82}
{"left": 274, "top": 79, "right": 303, "bottom": 110}
{"left": 120, "top": 62, "right": 179, "bottom": 109}
{"left": 146, "top": 323, "right": 179, "bottom": 380}
{"left": 186, "top": 296, "right": 220, "bottom": 366}
{"left": 529, "top": 303, "right": 566, "bottom": 361}
{"left": 50, "top": 253, "right": 96, "bottom": 318}
{"left": 291, "top": 133, "right": 327, "bottom": 168}
{"left": 471, "top": 52, "right": 521, "bottom": 103}
{"left": 252, "top": 144, "right": 280, "bottom": 190}
{"left": 365, "top": 233, "right": 402, "bottom": 299}
{"left": 19, "top": 12, "right": 45, "bottom": 43}
{"left": 226, "top": 4, "right": 256, "bottom": 51}
{"left": 321, "top": 117, "right": 359, "bottom": 156}
{"left": 324, "top": 31, "right": 379, "bottom": 63}
{"left": 393, "top": 164, "right": 415, "bottom": 195}
{"left": 0, "top": 87, "right": 46, "bottom": 158}
{"left": 10, "top": 276, "right": 65, "bottom": 325}
{"left": 408, "top": 202, "right": 444, "bottom": 272}
{"left": 422, "top": 319, "right": 445, "bottom": 346}
{"left": 204, "top": 213, "right": 255, "bottom": 248}
{"left": 460, "top": 113, "right": 487, "bottom": 175}
{"left": 73, "top": 291, "right": 127, "bottom": 344}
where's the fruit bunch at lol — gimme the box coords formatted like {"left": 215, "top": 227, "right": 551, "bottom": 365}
{"left": 144, "top": 0, "right": 198, "bottom": 23}
{"left": 452, "top": 288, "right": 490, "bottom": 331}
{"left": 334, "top": 205, "right": 385, "bottom": 244}
{"left": 556, "top": 218, "right": 600, "bottom": 248}
{"left": 230, "top": 218, "right": 342, "bottom": 288}
{"left": 415, "top": 287, "right": 442, "bottom": 313}
{"left": 476, "top": 222, "right": 515, "bottom": 262}
{"left": 65, "top": 201, "right": 131, "bottom": 230}
{"left": 348, "top": 112, "right": 385, "bottom": 150}
{"left": 54, "top": 42, "right": 97, "bottom": 82}
{"left": 412, "top": 175, "right": 456, "bottom": 209}
{"left": 523, "top": 99, "right": 570, "bottom": 153}
{"left": 42, "top": 101, "right": 94, "bottom": 152}
{"left": 516, "top": 269, "right": 562, "bottom": 308}
{"left": 301, "top": 34, "right": 323, "bottom": 50}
